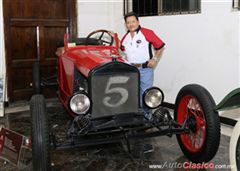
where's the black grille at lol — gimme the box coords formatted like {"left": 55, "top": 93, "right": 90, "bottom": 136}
{"left": 89, "top": 62, "right": 140, "bottom": 118}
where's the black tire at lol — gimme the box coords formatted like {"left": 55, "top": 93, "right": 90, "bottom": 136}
{"left": 30, "top": 95, "right": 50, "bottom": 171}
{"left": 237, "top": 136, "right": 240, "bottom": 170}
{"left": 174, "top": 84, "right": 220, "bottom": 163}
{"left": 230, "top": 121, "right": 240, "bottom": 170}
{"left": 32, "top": 61, "right": 41, "bottom": 94}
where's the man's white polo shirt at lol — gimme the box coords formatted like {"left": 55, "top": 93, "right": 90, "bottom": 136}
{"left": 121, "top": 26, "right": 165, "bottom": 64}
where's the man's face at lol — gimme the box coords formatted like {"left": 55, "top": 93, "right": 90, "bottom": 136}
{"left": 125, "top": 16, "right": 140, "bottom": 32}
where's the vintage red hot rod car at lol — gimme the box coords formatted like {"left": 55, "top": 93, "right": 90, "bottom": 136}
{"left": 30, "top": 29, "right": 221, "bottom": 171}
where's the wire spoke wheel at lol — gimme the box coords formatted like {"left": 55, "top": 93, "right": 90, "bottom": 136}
{"left": 178, "top": 95, "right": 206, "bottom": 152}
{"left": 174, "top": 84, "right": 220, "bottom": 163}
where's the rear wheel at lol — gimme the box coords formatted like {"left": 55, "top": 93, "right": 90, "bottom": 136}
{"left": 30, "top": 95, "right": 50, "bottom": 171}
{"left": 174, "top": 84, "right": 220, "bottom": 163}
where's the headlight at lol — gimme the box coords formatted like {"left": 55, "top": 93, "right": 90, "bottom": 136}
{"left": 143, "top": 87, "right": 164, "bottom": 109}
{"left": 69, "top": 92, "right": 91, "bottom": 115}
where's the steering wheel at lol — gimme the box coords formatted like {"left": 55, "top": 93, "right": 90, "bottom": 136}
{"left": 86, "top": 29, "right": 114, "bottom": 46}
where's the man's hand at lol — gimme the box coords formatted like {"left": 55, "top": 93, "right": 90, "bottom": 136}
{"left": 147, "top": 59, "right": 158, "bottom": 68}
{"left": 108, "top": 31, "right": 115, "bottom": 37}
{"left": 147, "top": 47, "right": 164, "bottom": 68}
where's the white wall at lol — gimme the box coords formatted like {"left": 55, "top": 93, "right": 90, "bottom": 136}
{"left": 0, "top": 1, "right": 5, "bottom": 80}
{"left": 77, "top": 0, "right": 126, "bottom": 36}
{"left": 0, "top": 0, "right": 5, "bottom": 116}
{"left": 239, "top": 12, "right": 240, "bottom": 86}
{"left": 139, "top": 1, "right": 240, "bottom": 104}
{"left": 77, "top": 0, "right": 116, "bottom": 36}
{"left": 78, "top": 0, "right": 240, "bottom": 103}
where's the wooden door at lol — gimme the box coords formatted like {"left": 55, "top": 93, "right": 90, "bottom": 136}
{"left": 3, "top": 0, "right": 77, "bottom": 101}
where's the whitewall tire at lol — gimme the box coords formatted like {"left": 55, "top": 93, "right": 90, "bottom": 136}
{"left": 230, "top": 119, "right": 240, "bottom": 171}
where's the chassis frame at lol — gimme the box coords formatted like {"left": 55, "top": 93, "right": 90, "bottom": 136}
{"left": 49, "top": 110, "right": 189, "bottom": 151}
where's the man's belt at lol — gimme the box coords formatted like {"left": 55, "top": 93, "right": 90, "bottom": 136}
{"left": 131, "top": 61, "right": 149, "bottom": 68}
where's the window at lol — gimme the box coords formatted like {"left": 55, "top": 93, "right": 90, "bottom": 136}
{"left": 123, "top": 0, "right": 201, "bottom": 16}
{"left": 233, "top": 0, "right": 240, "bottom": 9}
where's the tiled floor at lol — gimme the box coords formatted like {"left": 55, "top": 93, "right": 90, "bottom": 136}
{"left": 0, "top": 99, "right": 235, "bottom": 171}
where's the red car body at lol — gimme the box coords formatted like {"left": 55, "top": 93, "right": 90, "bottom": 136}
{"left": 58, "top": 34, "right": 125, "bottom": 115}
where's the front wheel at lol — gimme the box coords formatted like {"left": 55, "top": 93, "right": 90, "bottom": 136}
{"left": 32, "top": 61, "right": 41, "bottom": 94}
{"left": 174, "top": 84, "right": 220, "bottom": 163}
{"left": 30, "top": 95, "right": 50, "bottom": 171}
{"left": 230, "top": 120, "right": 240, "bottom": 171}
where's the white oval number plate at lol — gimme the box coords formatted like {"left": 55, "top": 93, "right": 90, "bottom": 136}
{"left": 103, "top": 76, "right": 129, "bottom": 107}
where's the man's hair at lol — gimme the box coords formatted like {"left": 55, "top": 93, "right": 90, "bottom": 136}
{"left": 124, "top": 12, "right": 139, "bottom": 22}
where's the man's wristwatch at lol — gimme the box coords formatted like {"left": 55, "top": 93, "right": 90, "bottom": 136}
{"left": 152, "top": 57, "right": 159, "bottom": 62}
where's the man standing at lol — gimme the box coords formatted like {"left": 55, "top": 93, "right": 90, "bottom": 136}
{"left": 120, "top": 12, "right": 165, "bottom": 119}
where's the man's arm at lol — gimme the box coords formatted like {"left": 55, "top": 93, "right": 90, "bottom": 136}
{"left": 141, "top": 29, "right": 165, "bottom": 68}
{"left": 147, "top": 47, "right": 165, "bottom": 68}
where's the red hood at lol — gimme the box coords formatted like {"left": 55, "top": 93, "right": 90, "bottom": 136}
{"left": 63, "top": 46, "right": 125, "bottom": 77}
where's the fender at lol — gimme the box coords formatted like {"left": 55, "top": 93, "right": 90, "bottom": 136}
{"left": 215, "top": 88, "right": 240, "bottom": 111}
